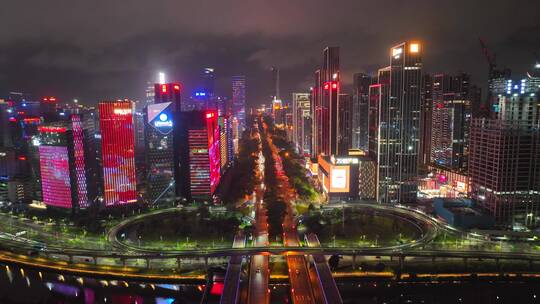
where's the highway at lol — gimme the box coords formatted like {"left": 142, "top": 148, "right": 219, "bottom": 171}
{"left": 247, "top": 148, "right": 270, "bottom": 304}
{"left": 264, "top": 125, "right": 316, "bottom": 304}
{"left": 305, "top": 233, "right": 343, "bottom": 304}
{"left": 284, "top": 204, "right": 316, "bottom": 304}
{"left": 220, "top": 233, "right": 246, "bottom": 304}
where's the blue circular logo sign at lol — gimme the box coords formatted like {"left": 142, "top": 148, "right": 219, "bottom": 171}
{"left": 159, "top": 113, "right": 168, "bottom": 122}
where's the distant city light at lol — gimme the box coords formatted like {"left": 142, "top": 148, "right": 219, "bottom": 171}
{"left": 159, "top": 72, "right": 166, "bottom": 84}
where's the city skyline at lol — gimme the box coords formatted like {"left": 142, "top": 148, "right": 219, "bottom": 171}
{"left": 0, "top": 1, "right": 539, "bottom": 107}
{"left": 2, "top": 2, "right": 540, "bottom": 302}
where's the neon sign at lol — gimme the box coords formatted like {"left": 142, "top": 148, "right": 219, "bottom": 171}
{"left": 113, "top": 108, "right": 132, "bottom": 115}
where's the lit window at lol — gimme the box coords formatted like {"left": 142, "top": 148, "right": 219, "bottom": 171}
{"left": 410, "top": 43, "right": 420, "bottom": 53}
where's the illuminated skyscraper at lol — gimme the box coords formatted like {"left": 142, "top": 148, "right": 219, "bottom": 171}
{"left": 38, "top": 114, "right": 98, "bottom": 211}
{"left": 271, "top": 66, "right": 280, "bottom": 100}
{"left": 338, "top": 93, "right": 352, "bottom": 154}
{"left": 40, "top": 96, "right": 59, "bottom": 123}
{"left": 312, "top": 47, "right": 340, "bottom": 156}
{"left": 154, "top": 83, "right": 182, "bottom": 111}
{"left": 376, "top": 41, "right": 422, "bottom": 203}
{"left": 419, "top": 74, "right": 433, "bottom": 171}
{"left": 469, "top": 65, "right": 540, "bottom": 227}
{"left": 99, "top": 101, "right": 137, "bottom": 207}
{"left": 430, "top": 73, "right": 471, "bottom": 171}
{"left": 232, "top": 76, "right": 246, "bottom": 131}
{"left": 203, "top": 67, "right": 216, "bottom": 98}
{"left": 145, "top": 102, "right": 176, "bottom": 205}
{"left": 177, "top": 111, "right": 221, "bottom": 201}
{"left": 292, "top": 93, "right": 311, "bottom": 156}
{"left": 351, "top": 73, "right": 372, "bottom": 151}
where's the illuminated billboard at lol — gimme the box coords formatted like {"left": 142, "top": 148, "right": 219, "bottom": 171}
{"left": 331, "top": 168, "right": 348, "bottom": 189}
{"left": 39, "top": 145, "right": 72, "bottom": 208}
{"left": 318, "top": 155, "right": 350, "bottom": 194}
{"left": 99, "top": 102, "right": 137, "bottom": 206}
{"left": 148, "top": 102, "right": 174, "bottom": 131}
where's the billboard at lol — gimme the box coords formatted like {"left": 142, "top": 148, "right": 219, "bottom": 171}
{"left": 330, "top": 168, "right": 348, "bottom": 190}
{"left": 147, "top": 102, "right": 173, "bottom": 131}
{"left": 39, "top": 145, "right": 72, "bottom": 208}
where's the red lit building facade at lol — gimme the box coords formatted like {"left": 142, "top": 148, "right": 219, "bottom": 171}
{"left": 177, "top": 110, "right": 221, "bottom": 201}
{"left": 99, "top": 101, "right": 137, "bottom": 207}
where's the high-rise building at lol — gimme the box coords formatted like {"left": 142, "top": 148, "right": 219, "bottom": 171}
{"left": 367, "top": 82, "right": 382, "bottom": 159}
{"left": 154, "top": 83, "right": 182, "bottom": 111}
{"left": 469, "top": 71, "right": 540, "bottom": 228}
{"left": 144, "top": 102, "right": 176, "bottom": 206}
{"left": 469, "top": 118, "right": 540, "bottom": 228}
{"left": 0, "top": 100, "right": 14, "bottom": 148}
{"left": 271, "top": 67, "right": 280, "bottom": 100}
{"left": 232, "top": 76, "right": 246, "bottom": 131}
{"left": 99, "top": 101, "right": 137, "bottom": 207}
{"left": 430, "top": 73, "right": 471, "bottom": 171}
{"left": 351, "top": 73, "right": 372, "bottom": 151}
{"left": 134, "top": 110, "right": 146, "bottom": 187}
{"left": 218, "top": 116, "right": 232, "bottom": 172}
{"left": 376, "top": 41, "right": 422, "bottom": 203}
{"left": 312, "top": 47, "right": 340, "bottom": 157}
{"left": 177, "top": 111, "right": 221, "bottom": 201}
{"left": 292, "top": 93, "right": 311, "bottom": 156}
{"left": 203, "top": 68, "right": 216, "bottom": 98}
{"left": 419, "top": 74, "right": 433, "bottom": 171}
{"left": 38, "top": 115, "right": 98, "bottom": 211}
{"left": 338, "top": 93, "right": 352, "bottom": 154}
{"left": 40, "top": 96, "right": 59, "bottom": 123}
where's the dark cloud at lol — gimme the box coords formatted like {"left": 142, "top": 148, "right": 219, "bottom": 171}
{"left": 0, "top": 0, "right": 539, "bottom": 107}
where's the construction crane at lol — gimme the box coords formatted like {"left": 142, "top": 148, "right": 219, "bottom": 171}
{"left": 479, "top": 38, "right": 497, "bottom": 77}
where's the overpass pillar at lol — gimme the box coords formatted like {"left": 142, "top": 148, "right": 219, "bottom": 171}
{"left": 398, "top": 255, "right": 405, "bottom": 271}
{"left": 352, "top": 255, "right": 356, "bottom": 270}
{"left": 463, "top": 257, "right": 468, "bottom": 270}
{"left": 530, "top": 260, "right": 534, "bottom": 269}
{"left": 205, "top": 257, "right": 208, "bottom": 269}
{"left": 93, "top": 256, "right": 98, "bottom": 265}
{"left": 177, "top": 257, "right": 182, "bottom": 270}
{"left": 145, "top": 258, "right": 150, "bottom": 269}
{"left": 68, "top": 255, "right": 73, "bottom": 264}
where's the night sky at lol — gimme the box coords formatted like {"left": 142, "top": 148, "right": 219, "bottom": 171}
{"left": 0, "top": 0, "right": 539, "bottom": 108}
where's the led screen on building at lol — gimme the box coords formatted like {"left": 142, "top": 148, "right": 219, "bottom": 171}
{"left": 71, "top": 115, "right": 89, "bottom": 208}
{"left": 99, "top": 102, "right": 137, "bottom": 206}
{"left": 207, "top": 112, "right": 221, "bottom": 194}
{"left": 39, "top": 145, "right": 72, "bottom": 208}
{"left": 331, "top": 168, "right": 348, "bottom": 190}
